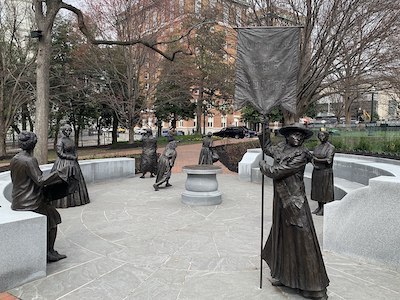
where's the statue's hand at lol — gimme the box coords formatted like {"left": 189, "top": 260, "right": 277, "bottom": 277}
{"left": 259, "top": 160, "right": 268, "bottom": 170}
{"left": 312, "top": 159, "right": 320, "bottom": 169}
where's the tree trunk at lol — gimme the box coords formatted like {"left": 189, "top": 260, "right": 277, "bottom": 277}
{"left": 0, "top": 122, "right": 6, "bottom": 157}
{"left": 0, "top": 44, "right": 7, "bottom": 157}
{"left": 196, "top": 82, "right": 204, "bottom": 134}
{"left": 97, "top": 118, "right": 101, "bottom": 146}
{"left": 74, "top": 125, "right": 81, "bottom": 148}
{"left": 112, "top": 114, "right": 118, "bottom": 144}
{"left": 282, "top": 109, "right": 296, "bottom": 125}
{"left": 34, "top": 33, "right": 52, "bottom": 164}
{"left": 53, "top": 112, "right": 63, "bottom": 150}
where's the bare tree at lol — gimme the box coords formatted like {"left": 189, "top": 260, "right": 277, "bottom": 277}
{"left": 247, "top": 0, "right": 400, "bottom": 124}
{"left": 0, "top": 0, "right": 36, "bottom": 157}
{"left": 31, "top": 0, "right": 208, "bottom": 163}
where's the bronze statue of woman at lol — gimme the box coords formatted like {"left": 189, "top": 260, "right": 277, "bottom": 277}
{"left": 153, "top": 140, "right": 177, "bottom": 191}
{"left": 51, "top": 124, "right": 90, "bottom": 208}
{"left": 311, "top": 129, "right": 335, "bottom": 216}
{"left": 140, "top": 128, "right": 158, "bottom": 178}
{"left": 11, "top": 131, "right": 68, "bottom": 262}
{"left": 259, "top": 125, "right": 329, "bottom": 300}
{"left": 198, "top": 132, "right": 214, "bottom": 165}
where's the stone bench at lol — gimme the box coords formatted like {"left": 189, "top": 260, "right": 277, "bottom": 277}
{"left": 0, "top": 157, "right": 135, "bottom": 292}
{"left": 239, "top": 149, "right": 400, "bottom": 271}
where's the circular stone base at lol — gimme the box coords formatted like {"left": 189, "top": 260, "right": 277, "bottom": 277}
{"left": 181, "top": 190, "right": 222, "bottom": 206}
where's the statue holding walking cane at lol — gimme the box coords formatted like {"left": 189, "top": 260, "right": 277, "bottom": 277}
{"left": 259, "top": 124, "right": 329, "bottom": 299}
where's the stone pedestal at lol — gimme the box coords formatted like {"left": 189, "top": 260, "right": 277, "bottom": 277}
{"left": 181, "top": 165, "right": 222, "bottom": 206}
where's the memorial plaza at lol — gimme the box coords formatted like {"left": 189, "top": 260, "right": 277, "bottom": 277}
{"left": 1, "top": 143, "right": 400, "bottom": 300}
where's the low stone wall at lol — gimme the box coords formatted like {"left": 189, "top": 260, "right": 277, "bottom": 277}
{"left": 239, "top": 149, "right": 396, "bottom": 199}
{"left": 239, "top": 149, "right": 400, "bottom": 271}
{"left": 0, "top": 157, "right": 135, "bottom": 292}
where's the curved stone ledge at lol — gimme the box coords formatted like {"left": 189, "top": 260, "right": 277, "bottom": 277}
{"left": 324, "top": 176, "right": 400, "bottom": 272}
{"left": 0, "top": 157, "right": 135, "bottom": 292}
{"left": 240, "top": 149, "right": 398, "bottom": 199}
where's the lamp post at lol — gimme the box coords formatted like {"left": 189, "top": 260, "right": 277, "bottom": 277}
{"left": 368, "top": 88, "right": 376, "bottom": 136}
{"left": 370, "top": 91, "right": 375, "bottom": 123}
{"left": 203, "top": 100, "right": 207, "bottom": 135}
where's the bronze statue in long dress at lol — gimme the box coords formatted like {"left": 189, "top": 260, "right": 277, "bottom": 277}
{"left": 259, "top": 125, "right": 329, "bottom": 300}
{"left": 10, "top": 131, "right": 71, "bottom": 263}
{"left": 140, "top": 129, "right": 158, "bottom": 178}
{"left": 198, "top": 132, "right": 214, "bottom": 165}
{"left": 153, "top": 140, "right": 177, "bottom": 191}
{"left": 51, "top": 124, "right": 90, "bottom": 208}
{"left": 311, "top": 130, "right": 335, "bottom": 216}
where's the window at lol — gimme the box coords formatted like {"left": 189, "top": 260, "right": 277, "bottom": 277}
{"left": 207, "top": 116, "right": 214, "bottom": 127}
{"left": 144, "top": 83, "right": 150, "bottom": 91}
{"left": 221, "top": 116, "right": 227, "bottom": 128}
{"left": 179, "top": 0, "right": 184, "bottom": 14}
{"left": 179, "top": 120, "right": 184, "bottom": 127}
{"left": 144, "top": 73, "right": 149, "bottom": 80}
{"left": 169, "top": 2, "right": 175, "bottom": 23}
{"left": 160, "top": 10, "right": 165, "bottom": 25}
{"left": 152, "top": 11, "right": 158, "bottom": 28}
{"left": 195, "top": 0, "right": 201, "bottom": 14}
{"left": 223, "top": 5, "right": 229, "bottom": 24}
{"left": 235, "top": 9, "right": 241, "bottom": 26}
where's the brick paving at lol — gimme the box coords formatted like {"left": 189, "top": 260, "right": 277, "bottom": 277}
{"left": 0, "top": 293, "right": 19, "bottom": 300}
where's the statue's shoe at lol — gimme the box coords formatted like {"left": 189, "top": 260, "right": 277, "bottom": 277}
{"left": 270, "top": 279, "right": 284, "bottom": 286}
{"left": 153, "top": 184, "right": 159, "bottom": 191}
{"left": 52, "top": 250, "right": 67, "bottom": 260}
{"left": 47, "top": 252, "right": 60, "bottom": 263}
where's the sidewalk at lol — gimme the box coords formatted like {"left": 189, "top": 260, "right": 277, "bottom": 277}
{"left": 2, "top": 141, "right": 400, "bottom": 299}
{"left": 4, "top": 174, "right": 400, "bottom": 299}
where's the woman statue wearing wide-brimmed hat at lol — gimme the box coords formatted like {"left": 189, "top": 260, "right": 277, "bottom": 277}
{"left": 259, "top": 124, "right": 329, "bottom": 300}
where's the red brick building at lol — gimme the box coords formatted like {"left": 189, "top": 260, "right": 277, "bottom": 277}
{"left": 126, "top": 0, "right": 251, "bottom": 134}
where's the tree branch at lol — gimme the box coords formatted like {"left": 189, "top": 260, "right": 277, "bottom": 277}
{"left": 60, "top": 2, "right": 215, "bottom": 61}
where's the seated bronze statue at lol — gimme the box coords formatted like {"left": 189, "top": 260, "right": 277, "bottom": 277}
{"left": 10, "top": 131, "right": 77, "bottom": 263}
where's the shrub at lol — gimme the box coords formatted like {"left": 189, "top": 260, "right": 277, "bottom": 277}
{"left": 354, "top": 137, "right": 372, "bottom": 152}
{"left": 382, "top": 139, "right": 400, "bottom": 153}
{"left": 213, "top": 140, "right": 260, "bottom": 172}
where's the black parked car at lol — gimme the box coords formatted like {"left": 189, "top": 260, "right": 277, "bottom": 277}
{"left": 242, "top": 126, "right": 257, "bottom": 137}
{"left": 213, "top": 126, "right": 247, "bottom": 139}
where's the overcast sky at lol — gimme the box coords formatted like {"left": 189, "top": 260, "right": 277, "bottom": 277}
{"left": 63, "top": 0, "right": 86, "bottom": 10}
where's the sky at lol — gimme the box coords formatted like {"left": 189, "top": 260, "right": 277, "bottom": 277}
{"left": 63, "top": 0, "right": 86, "bottom": 10}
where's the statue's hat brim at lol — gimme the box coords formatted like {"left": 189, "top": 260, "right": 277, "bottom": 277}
{"left": 279, "top": 125, "right": 313, "bottom": 140}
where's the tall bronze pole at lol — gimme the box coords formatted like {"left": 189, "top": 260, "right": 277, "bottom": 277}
{"left": 260, "top": 116, "right": 268, "bottom": 289}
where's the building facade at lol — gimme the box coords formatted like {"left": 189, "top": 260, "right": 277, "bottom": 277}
{"left": 125, "top": 0, "right": 251, "bottom": 134}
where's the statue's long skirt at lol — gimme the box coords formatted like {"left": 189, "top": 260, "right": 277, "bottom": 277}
{"left": 262, "top": 185, "right": 329, "bottom": 295}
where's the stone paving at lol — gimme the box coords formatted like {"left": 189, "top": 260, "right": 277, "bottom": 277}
{"left": 3, "top": 142, "right": 400, "bottom": 299}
